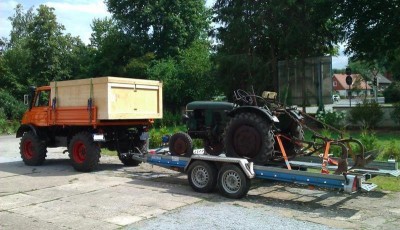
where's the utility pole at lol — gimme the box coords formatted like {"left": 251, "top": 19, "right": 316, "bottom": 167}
{"left": 372, "top": 68, "right": 378, "bottom": 102}
{"left": 345, "top": 68, "right": 352, "bottom": 107}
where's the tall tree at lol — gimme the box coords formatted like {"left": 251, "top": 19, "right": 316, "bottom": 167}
{"left": 26, "top": 5, "right": 68, "bottom": 85}
{"left": 106, "top": 0, "right": 210, "bottom": 58}
{"left": 213, "top": 0, "right": 341, "bottom": 99}
{"left": 338, "top": 1, "right": 400, "bottom": 78}
{"left": 89, "top": 17, "right": 135, "bottom": 76}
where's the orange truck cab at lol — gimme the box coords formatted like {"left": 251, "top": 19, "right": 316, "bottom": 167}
{"left": 17, "top": 77, "right": 163, "bottom": 172}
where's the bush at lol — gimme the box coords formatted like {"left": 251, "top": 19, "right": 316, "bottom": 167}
{"left": 149, "top": 126, "right": 184, "bottom": 148}
{"left": 315, "top": 110, "right": 346, "bottom": 129}
{"left": 153, "top": 110, "right": 182, "bottom": 128}
{"left": 0, "top": 108, "right": 6, "bottom": 133}
{"left": 391, "top": 102, "right": 400, "bottom": 125}
{"left": 380, "top": 140, "right": 400, "bottom": 162}
{"left": 0, "top": 109, "right": 19, "bottom": 134}
{"left": 0, "top": 91, "right": 26, "bottom": 120}
{"left": 348, "top": 102, "right": 383, "bottom": 129}
{"left": 383, "top": 81, "right": 400, "bottom": 103}
{"left": 350, "top": 130, "right": 380, "bottom": 155}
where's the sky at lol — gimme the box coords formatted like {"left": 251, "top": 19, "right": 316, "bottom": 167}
{"left": 0, "top": 0, "right": 348, "bottom": 69}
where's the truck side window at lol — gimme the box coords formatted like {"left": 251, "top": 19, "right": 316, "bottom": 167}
{"left": 34, "top": 90, "right": 50, "bottom": 107}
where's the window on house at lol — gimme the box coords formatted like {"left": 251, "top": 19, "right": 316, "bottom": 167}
{"left": 333, "top": 81, "right": 337, "bottom": 87}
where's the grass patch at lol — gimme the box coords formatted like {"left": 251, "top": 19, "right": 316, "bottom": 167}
{"left": 369, "top": 176, "right": 400, "bottom": 192}
{"left": 101, "top": 149, "right": 117, "bottom": 156}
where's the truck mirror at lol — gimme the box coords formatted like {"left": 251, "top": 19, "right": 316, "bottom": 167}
{"left": 182, "top": 114, "right": 189, "bottom": 123}
{"left": 23, "top": 94, "right": 30, "bottom": 105}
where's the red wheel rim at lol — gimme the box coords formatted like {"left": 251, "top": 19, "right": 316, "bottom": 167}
{"left": 173, "top": 138, "right": 187, "bottom": 155}
{"left": 73, "top": 141, "right": 86, "bottom": 163}
{"left": 23, "top": 140, "right": 34, "bottom": 159}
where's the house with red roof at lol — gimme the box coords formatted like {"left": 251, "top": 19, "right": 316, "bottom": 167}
{"left": 332, "top": 74, "right": 372, "bottom": 97}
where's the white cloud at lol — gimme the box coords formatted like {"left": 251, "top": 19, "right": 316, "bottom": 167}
{"left": 44, "top": 0, "right": 109, "bottom": 15}
{"left": 0, "top": 0, "right": 110, "bottom": 44}
{"left": 332, "top": 43, "right": 349, "bottom": 69}
{"left": 332, "top": 56, "right": 349, "bottom": 69}
{"left": 0, "top": 0, "right": 19, "bottom": 39}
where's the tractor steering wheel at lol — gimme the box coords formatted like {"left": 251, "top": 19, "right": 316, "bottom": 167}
{"left": 235, "top": 89, "right": 253, "bottom": 105}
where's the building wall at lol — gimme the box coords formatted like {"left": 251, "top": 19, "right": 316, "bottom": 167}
{"left": 333, "top": 105, "right": 399, "bottom": 128}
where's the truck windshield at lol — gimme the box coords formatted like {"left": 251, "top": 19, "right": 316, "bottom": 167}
{"left": 34, "top": 90, "right": 50, "bottom": 107}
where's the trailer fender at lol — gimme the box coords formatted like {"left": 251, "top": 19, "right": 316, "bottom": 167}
{"left": 185, "top": 155, "right": 255, "bottom": 179}
{"left": 228, "top": 106, "right": 279, "bottom": 123}
{"left": 16, "top": 124, "right": 38, "bottom": 138}
{"left": 287, "top": 109, "right": 304, "bottom": 120}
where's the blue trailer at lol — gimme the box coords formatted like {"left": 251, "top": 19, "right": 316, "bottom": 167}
{"left": 130, "top": 148, "right": 399, "bottom": 199}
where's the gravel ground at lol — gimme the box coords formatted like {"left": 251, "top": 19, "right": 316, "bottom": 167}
{"left": 127, "top": 201, "right": 338, "bottom": 230}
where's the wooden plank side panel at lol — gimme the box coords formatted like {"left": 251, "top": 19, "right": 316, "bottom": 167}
{"left": 49, "top": 107, "right": 96, "bottom": 125}
{"left": 108, "top": 83, "right": 162, "bottom": 119}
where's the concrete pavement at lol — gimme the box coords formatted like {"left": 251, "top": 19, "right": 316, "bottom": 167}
{"left": 1, "top": 135, "right": 400, "bottom": 229}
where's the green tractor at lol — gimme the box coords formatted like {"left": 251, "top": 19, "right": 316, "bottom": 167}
{"left": 169, "top": 89, "right": 304, "bottom": 165}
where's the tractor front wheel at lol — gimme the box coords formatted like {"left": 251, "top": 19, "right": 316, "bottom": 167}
{"left": 169, "top": 132, "right": 193, "bottom": 157}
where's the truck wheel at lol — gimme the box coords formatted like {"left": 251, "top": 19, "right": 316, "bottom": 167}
{"left": 187, "top": 161, "right": 217, "bottom": 193}
{"left": 217, "top": 164, "right": 250, "bottom": 199}
{"left": 117, "top": 140, "right": 145, "bottom": 167}
{"left": 203, "top": 139, "right": 224, "bottom": 156}
{"left": 224, "top": 112, "right": 274, "bottom": 165}
{"left": 20, "top": 131, "right": 47, "bottom": 166}
{"left": 68, "top": 132, "right": 100, "bottom": 172}
{"left": 169, "top": 132, "right": 193, "bottom": 157}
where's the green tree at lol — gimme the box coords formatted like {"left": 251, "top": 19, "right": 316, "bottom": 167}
{"left": 2, "top": 4, "right": 90, "bottom": 93}
{"left": 89, "top": 17, "right": 139, "bottom": 76}
{"left": 338, "top": 1, "right": 400, "bottom": 77}
{"left": 26, "top": 5, "right": 70, "bottom": 85}
{"left": 213, "top": 0, "right": 341, "bottom": 98}
{"left": 106, "top": 0, "right": 210, "bottom": 58}
{"left": 148, "top": 40, "right": 217, "bottom": 111}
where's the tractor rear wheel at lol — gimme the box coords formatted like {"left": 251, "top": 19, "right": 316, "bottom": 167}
{"left": 68, "top": 132, "right": 100, "bottom": 172}
{"left": 224, "top": 112, "right": 274, "bottom": 165}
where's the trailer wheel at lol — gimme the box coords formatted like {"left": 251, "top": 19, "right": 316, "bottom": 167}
{"left": 217, "top": 164, "right": 250, "bottom": 199}
{"left": 187, "top": 161, "right": 217, "bottom": 193}
{"left": 224, "top": 112, "right": 274, "bottom": 165}
{"left": 68, "top": 132, "right": 100, "bottom": 172}
{"left": 20, "top": 131, "right": 47, "bottom": 166}
{"left": 169, "top": 132, "right": 193, "bottom": 157}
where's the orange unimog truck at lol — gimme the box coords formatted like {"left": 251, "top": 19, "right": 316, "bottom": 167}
{"left": 17, "top": 77, "right": 163, "bottom": 172}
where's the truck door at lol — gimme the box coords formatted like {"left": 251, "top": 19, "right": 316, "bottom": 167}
{"left": 28, "top": 89, "right": 51, "bottom": 126}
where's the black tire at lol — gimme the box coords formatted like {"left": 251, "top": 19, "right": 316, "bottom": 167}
{"left": 187, "top": 161, "right": 218, "bottom": 193}
{"left": 117, "top": 140, "right": 145, "bottom": 167}
{"left": 277, "top": 123, "right": 305, "bottom": 158}
{"left": 169, "top": 132, "right": 193, "bottom": 157}
{"left": 19, "top": 131, "right": 47, "bottom": 166}
{"left": 224, "top": 112, "right": 274, "bottom": 165}
{"left": 217, "top": 164, "right": 251, "bottom": 199}
{"left": 68, "top": 132, "right": 100, "bottom": 172}
{"left": 203, "top": 139, "right": 224, "bottom": 156}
